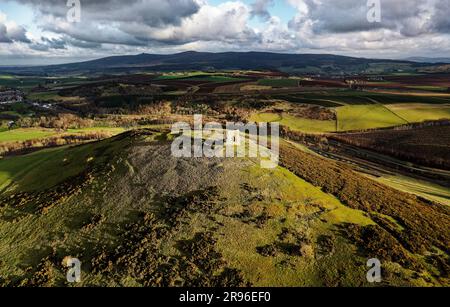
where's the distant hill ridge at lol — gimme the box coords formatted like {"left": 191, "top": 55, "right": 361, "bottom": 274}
{"left": 0, "top": 51, "right": 437, "bottom": 75}
{"left": 406, "top": 57, "right": 450, "bottom": 64}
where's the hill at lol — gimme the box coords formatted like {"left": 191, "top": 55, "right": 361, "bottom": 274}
{"left": 406, "top": 57, "right": 450, "bottom": 64}
{"left": 0, "top": 51, "right": 432, "bottom": 75}
{"left": 0, "top": 130, "right": 448, "bottom": 287}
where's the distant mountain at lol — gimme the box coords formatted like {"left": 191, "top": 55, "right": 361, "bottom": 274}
{"left": 0, "top": 51, "right": 434, "bottom": 75}
{"left": 406, "top": 57, "right": 450, "bottom": 64}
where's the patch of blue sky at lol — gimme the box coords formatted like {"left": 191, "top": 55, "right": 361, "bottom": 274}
{"left": 0, "top": 1, "right": 41, "bottom": 37}
{"left": 208, "top": 0, "right": 295, "bottom": 28}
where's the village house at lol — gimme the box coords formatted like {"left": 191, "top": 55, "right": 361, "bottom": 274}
{"left": 0, "top": 88, "right": 24, "bottom": 104}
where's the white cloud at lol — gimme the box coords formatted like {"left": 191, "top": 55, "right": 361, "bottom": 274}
{"left": 1, "top": 0, "right": 450, "bottom": 64}
{"left": 286, "top": 0, "right": 450, "bottom": 57}
{"left": 0, "top": 12, "right": 30, "bottom": 43}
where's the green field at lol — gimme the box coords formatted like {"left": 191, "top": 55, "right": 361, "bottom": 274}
{"left": 0, "top": 127, "right": 126, "bottom": 143}
{"left": 386, "top": 104, "right": 450, "bottom": 122}
{"left": 0, "top": 75, "right": 15, "bottom": 80}
{"left": 336, "top": 105, "right": 407, "bottom": 131}
{"left": 271, "top": 94, "right": 343, "bottom": 107}
{"left": 155, "top": 72, "right": 208, "bottom": 80}
{"left": 0, "top": 75, "right": 46, "bottom": 90}
{"left": 251, "top": 103, "right": 450, "bottom": 133}
{"left": 258, "top": 78, "right": 299, "bottom": 88}
{"left": 0, "top": 75, "right": 91, "bottom": 92}
{"left": 67, "top": 127, "right": 126, "bottom": 134}
{"left": 274, "top": 90, "right": 450, "bottom": 106}
{"left": 27, "top": 92, "right": 66, "bottom": 101}
{"left": 0, "top": 128, "right": 57, "bottom": 142}
{"left": 335, "top": 103, "right": 450, "bottom": 131}
{"left": 250, "top": 112, "right": 336, "bottom": 133}
{"left": 156, "top": 72, "right": 247, "bottom": 83}
{"left": 185, "top": 75, "right": 247, "bottom": 82}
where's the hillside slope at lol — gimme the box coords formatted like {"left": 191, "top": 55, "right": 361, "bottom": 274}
{"left": 0, "top": 130, "right": 448, "bottom": 286}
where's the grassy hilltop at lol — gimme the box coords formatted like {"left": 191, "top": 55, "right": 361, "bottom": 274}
{"left": 0, "top": 130, "right": 448, "bottom": 287}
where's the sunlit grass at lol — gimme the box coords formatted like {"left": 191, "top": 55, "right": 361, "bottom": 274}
{"left": 250, "top": 112, "right": 336, "bottom": 133}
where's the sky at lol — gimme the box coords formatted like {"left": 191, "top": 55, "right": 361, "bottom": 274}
{"left": 0, "top": 0, "right": 449, "bottom": 65}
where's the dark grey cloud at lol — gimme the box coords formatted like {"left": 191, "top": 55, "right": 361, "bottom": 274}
{"left": 251, "top": 0, "right": 273, "bottom": 21}
{"left": 289, "top": 0, "right": 450, "bottom": 37}
{"left": 0, "top": 21, "right": 30, "bottom": 43}
{"left": 15, "top": 0, "right": 200, "bottom": 27}
{"left": 10, "top": 0, "right": 203, "bottom": 48}
{"left": 433, "top": 0, "right": 450, "bottom": 33}
{"left": 30, "top": 36, "right": 66, "bottom": 51}
{"left": 289, "top": 1, "right": 380, "bottom": 34}
{"left": 9, "top": 0, "right": 260, "bottom": 49}
{"left": 40, "top": 21, "right": 149, "bottom": 46}
{"left": 0, "top": 23, "right": 12, "bottom": 43}
{"left": 66, "top": 37, "right": 102, "bottom": 49}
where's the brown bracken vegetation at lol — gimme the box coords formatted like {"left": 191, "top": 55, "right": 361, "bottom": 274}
{"left": 280, "top": 143, "right": 450, "bottom": 279}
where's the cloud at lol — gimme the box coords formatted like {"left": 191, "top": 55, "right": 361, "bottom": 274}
{"left": 283, "top": 0, "right": 450, "bottom": 58}
{"left": 22, "top": 1, "right": 259, "bottom": 47}
{"left": 15, "top": 0, "right": 201, "bottom": 27}
{"left": 250, "top": 0, "right": 273, "bottom": 21}
{"left": 0, "top": 13, "right": 30, "bottom": 43}
{"left": 30, "top": 36, "right": 66, "bottom": 51}
{"left": 138, "top": 2, "right": 259, "bottom": 44}
{"left": 1, "top": 0, "right": 450, "bottom": 63}
{"left": 65, "top": 37, "right": 102, "bottom": 49}
{"left": 433, "top": 0, "right": 450, "bottom": 33}
{"left": 287, "top": 0, "right": 450, "bottom": 37}
{"left": 0, "top": 23, "right": 12, "bottom": 43}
